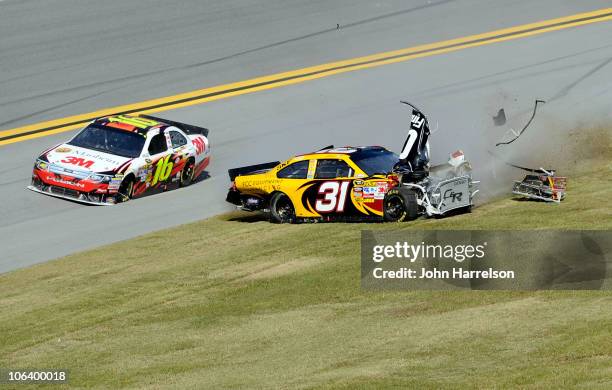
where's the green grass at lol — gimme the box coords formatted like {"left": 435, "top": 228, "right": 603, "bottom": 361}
{"left": 1, "top": 159, "right": 611, "bottom": 388}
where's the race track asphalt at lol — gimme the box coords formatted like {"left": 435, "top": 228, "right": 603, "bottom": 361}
{"left": 1, "top": 0, "right": 611, "bottom": 272}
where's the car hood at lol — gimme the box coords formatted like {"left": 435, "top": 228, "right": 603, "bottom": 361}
{"left": 43, "top": 144, "right": 132, "bottom": 174}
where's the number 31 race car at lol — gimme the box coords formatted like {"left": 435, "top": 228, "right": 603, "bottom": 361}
{"left": 29, "top": 114, "right": 210, "bottom": 205}
{"left": 226, "top": 102, "right": 478, "bottom": 223}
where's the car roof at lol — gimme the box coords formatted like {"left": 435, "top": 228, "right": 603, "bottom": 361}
{"left": 93, "top": 114, "right": 169, "bottom": 135}
{"left": 297, "top": 146, "right": 391, "bottom": 159}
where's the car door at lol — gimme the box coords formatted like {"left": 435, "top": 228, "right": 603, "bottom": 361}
{"left": 168, "top": 128, "right": 192, "bottom": 178}
{"left": 143, "top": 129, "right": 173, "bottom": 189}
{"left": 309, "top": 158, "right": 357, "bottom": 216}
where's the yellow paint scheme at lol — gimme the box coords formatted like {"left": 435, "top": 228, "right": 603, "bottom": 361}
{"left": 234, "top": 152, "right": 393, "bottom": 218}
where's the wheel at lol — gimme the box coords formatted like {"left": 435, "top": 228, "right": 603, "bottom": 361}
{"left": 180, "top": 158, "right": 195, "bottom": 187}
{"left": 117, "top": 176, "right": 135, "bottom": 203}
{"left": 383, "top": 188, "right": 418, "bottom": 222}
{"left": 269, "top": 192, "right": 296, "bottom": 223}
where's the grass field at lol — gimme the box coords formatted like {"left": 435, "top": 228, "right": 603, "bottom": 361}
{"left": 1, "top": 136, "right": 611, "bottom": 389}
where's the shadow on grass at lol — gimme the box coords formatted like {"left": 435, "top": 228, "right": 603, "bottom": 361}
{"left": 225, "top": 212, "right": 270, "bottom": 223}
{"left": 511, "top": 196, "right": 556, "bottom": 203}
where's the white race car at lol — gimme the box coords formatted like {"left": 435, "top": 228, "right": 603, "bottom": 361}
{"left": 29, "top": 114, "right": 210, "bottom": 205}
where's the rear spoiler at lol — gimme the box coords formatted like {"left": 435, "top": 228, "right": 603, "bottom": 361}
{"left": 228, "top": 161, "right": 280, "bottom": 181}
{"left": 140, "top": 114, "right": 209, "bottom": 137}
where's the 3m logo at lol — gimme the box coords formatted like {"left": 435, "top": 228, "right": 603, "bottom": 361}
{"left": 61, "top": 156, "right": 94, "bottom": 169}
{"left": 192, "top": 137, "right": 206, "bottom": 155}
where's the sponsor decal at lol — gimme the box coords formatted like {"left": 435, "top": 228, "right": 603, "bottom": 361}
{"left": 374, "top": 182, "right": 388, "bottom": 199}
{"left": 55, "top": 147, "right": 71, "bottom": 153}
{"left": 443, "top": 188, "right": 463, "bottom": 203}
{"left": 307, "top": 161, "right": 316, "bottom": 179}
{"left": 70, "top": 149, "right": 124, "bottom": 166}
{"left": 353, "top": 180, "right": 365, "bottom": 186}
{"left": 362, "top": 185, "right": 386, "bottom": 199}
{"left": 108, "top": 175, "right": 124, "bottom": 190}
{"left": 61, "top": 156, "right": 94, "bottom": 169}
{"left": 192, "top": 137, "right": 206, "bottom": 155}
{"left": 137, "top": 163, "right": 153, "bottom": 182}
{"left": 50, "top": 177, "right": 85, "bottom": 188}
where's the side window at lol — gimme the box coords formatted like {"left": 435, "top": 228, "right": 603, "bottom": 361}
{"left": 277, "top": 160, "right": 309, "bottom": 179}
{"left": 170, "top": 131, "right": 188, "bottom": 149}
{"left": 315, "top": 159, "right": 353, "bottom": 179}
{"left": 148, "top": 133, "right": 168, "bottom": 155}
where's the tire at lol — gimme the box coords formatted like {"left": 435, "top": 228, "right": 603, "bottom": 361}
{"left": 180, "top": 158, "right": 195, "bottom": 187}
{"left": 383, "top": 188, "right": 418, "bottom": 222}
{"left": 117, "top": 176, "right": 135, "bottom": 203}
{"left": 269, "top": 192, "right": 296, "bottom": 224}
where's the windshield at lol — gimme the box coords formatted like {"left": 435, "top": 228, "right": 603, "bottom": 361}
{"left": 352, "top": 149, "right": 398, "bottom": 176}
{"left": 68, "top": 124, "right": 146, "bottom": 158}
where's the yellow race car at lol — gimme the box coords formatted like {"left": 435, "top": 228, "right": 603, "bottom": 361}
{"left": 226, "top": 146, "right": 413, "bottom": 223}
{"left": 226, "top": 102, "right": 478, "bottom": 223}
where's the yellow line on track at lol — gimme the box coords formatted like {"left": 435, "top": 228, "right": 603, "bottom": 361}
{"left": 1, "top": 7, "right": 611, "bottom": 147}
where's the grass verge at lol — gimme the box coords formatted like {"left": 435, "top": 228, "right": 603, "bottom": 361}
{"left": 1, "top": 161, "right": 611, "bottom": 388}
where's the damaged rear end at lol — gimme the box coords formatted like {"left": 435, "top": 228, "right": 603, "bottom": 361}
{"left": 226, "top": 161, "right": 280, "bottom": 211}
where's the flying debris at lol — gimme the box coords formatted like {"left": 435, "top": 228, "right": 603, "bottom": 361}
{"left": 493, "top": 108, "right": 506, "bottom": 126}
{"left": 488, "top": 99, "right": 567, "bottom": 202}
{"left": 495, "top": 99, "right": 545, "bottom": 146}
{"left": 512, "top": 166, "right": 567, "bottom": 203}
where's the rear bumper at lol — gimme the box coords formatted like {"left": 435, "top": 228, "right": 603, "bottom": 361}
{"left": 226, "top": 189, "right": 267, "bottom": 211}
{"left": 226, "top": 189, "right": 242, "bottom": 206}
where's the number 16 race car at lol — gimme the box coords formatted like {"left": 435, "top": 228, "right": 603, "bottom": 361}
{"left": 29, "top": 114, "right": 210, "bottom": 205}
{"left": 226, "top": 102, "right": 479, "bottom": 223}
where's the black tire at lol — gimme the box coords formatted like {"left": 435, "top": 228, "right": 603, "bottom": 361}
{"left": 117, "top": 176, "right": 135, "bottom": 203}
{"left": 383, "top": 188, "right": 419, "bottom": 222}
{"left": 180, "top": 158, "right": 196, "bottom": 187}
{"left": 269, "top": 192, "right": 296, "bottom": 224}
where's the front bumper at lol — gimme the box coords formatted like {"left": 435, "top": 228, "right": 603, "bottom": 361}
{"left": 27, "top": 184, "right": 115, "bottom": 205}
{"left": 29, "top": 168, "right": 120, "bottom": 205}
